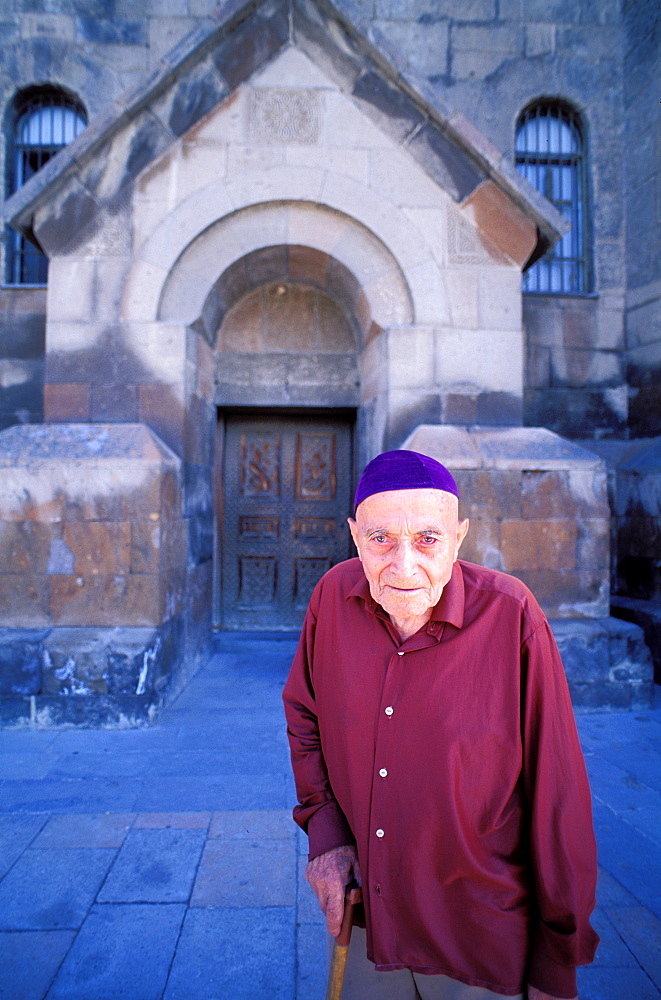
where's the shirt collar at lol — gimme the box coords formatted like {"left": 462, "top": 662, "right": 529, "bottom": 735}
{"left": 347, "top": 559, "right": 465, "bottom": 630}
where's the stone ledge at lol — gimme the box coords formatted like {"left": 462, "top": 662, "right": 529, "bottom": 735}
{"left": 0, "top": 617, "right": 211, "bottom": 728}
{"left": 406, "top": 424, "right": 603, "bottom": 471}
{"left": 551, "top": 617, "right": 654, "bottom": 712}
{"left": 611, "top": 597, "right": 661, "bottom": 685}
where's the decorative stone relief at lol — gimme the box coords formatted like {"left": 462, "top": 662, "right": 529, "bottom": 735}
{"left": 448, "top": 208, "right": 504, "bottom": 266}
{"left": 250, "top": 88, "right": 321, "bottom": 144}
{"left": 68, "top": 194, "right": 132, "bottom": 259}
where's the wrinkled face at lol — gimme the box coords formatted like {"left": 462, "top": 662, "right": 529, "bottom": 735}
{"left": 348, "top": 488, "right": 469, "bottom": 623}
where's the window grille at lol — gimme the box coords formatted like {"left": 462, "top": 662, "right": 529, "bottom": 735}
{"left": 515, "top": 102, "right": 589, "bottom": 294}
{"left": 6, "top": 90, "right": 86, "bottom": 285}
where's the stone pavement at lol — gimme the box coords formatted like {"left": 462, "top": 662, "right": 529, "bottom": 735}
{"left": 0, "top": 634, "right": 660, "bottom": 1000}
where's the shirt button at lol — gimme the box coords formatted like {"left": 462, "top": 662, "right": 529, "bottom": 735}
{"left": 384, "top": 706, "right": 393, "bottom": 716}
{"left": 397, "top": 651, "right": 405, "bottom": 656}
{"left": 376, "top": 828, "right": 385, "bottom": 838}
{"left": 379, "top": 768, "right": 388, "bottom": 778}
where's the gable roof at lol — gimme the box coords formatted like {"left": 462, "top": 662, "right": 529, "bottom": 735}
{"left": 3, "top": 0, "right": 567, "bottom": 268}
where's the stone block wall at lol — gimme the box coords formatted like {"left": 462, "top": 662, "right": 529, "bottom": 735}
{"left": 351, "top": 0, "right": 630, "bottom": 442}
{"left": 553, "top": 618, "right": 653, "bottom": 711}
{"left": 0, "top": 422, "right": 209, "bottom": 726}
{"left": 0, "top": 288, "right": 46, "bottom": 431}
{"left": 405, "top": 424, "right": 610, "bottom": 619}
{"left": 523, "top": 295, "right": 627, "bottom": 438}
{"left": 404, "top": 423, "right": 654, "bottom": 707}
{"left": 622, "top": 0, "right": 661, "bottom": 437}
{"left": 0, "top": 0, "right": 637, "bottom": 446}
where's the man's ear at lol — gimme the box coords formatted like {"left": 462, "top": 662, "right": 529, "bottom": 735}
{"left": 455, "top": 518, "right": 469, "bottom": 559}
{"left": 347, "top": 517, "right": 360, "bottom": 553}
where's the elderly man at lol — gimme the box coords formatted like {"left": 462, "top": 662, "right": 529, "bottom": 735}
{"left": 283, "top": 450, "right": 598, "bottom": 1000}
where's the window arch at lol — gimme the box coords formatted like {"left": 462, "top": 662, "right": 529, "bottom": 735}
{"left": 6, "top": 86, "right": 87, "bottom": 285}
{"left": 515, "top": 101, "right": 590, "bottom": 294}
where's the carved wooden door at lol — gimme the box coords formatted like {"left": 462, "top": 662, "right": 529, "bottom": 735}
{"left": 221, "top": 414, "right": 353, "bottom": 630}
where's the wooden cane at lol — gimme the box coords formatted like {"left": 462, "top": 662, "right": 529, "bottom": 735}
{"left": 325, "top": 883, "right": 363, "bottom": 1000}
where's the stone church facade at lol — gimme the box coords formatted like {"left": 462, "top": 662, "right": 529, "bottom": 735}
{"left": 0, "top": 0, "right": 658, "bottom": 724}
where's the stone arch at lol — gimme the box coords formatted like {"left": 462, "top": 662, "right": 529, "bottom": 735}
{"left": 204, "top": 245, "right": 364, "bottom": 349}
{"left": 154, "top": 201, "right": 413, "bottom": 338}
{"left": 122, "top": 162, "right": 445, "bottom": 328}
{"left": 211, "top": 244, "right": 362, "bottom": 410}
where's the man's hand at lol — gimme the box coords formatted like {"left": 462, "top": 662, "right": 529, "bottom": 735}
{"left": 305, "top": 844, "right": 362, "bottom": 936}
{"left": 527, "top": 987, "right": 578, "bottom": 1000}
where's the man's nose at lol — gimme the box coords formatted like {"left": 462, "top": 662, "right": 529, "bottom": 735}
{"left": 389, "top": 541, "right": 417, "bottom": 578}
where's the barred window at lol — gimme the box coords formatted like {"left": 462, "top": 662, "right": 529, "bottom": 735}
{"left": 6, "top": 88, "right": 87, "bottom": 285}
{"left": 515, "top": 102, "right": 589, "bottom": 294}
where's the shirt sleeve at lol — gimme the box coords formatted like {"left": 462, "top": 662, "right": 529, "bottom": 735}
{"left": 282, "top": 599, "right": 355, "bottom": 860}
{"left": 521, "top": 616, "right": 600, "bottom": 997}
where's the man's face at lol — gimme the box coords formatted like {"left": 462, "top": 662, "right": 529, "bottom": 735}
{"left": 348, "top": 488, "right": 469, "bottom": 623}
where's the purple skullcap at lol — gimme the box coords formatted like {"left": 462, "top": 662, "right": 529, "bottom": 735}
{"left": 354, "top": 450, "right": 459, "bottom": 512}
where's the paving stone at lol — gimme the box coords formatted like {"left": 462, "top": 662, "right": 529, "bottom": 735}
{"left": 589, "top": 907, "right": 638, "bottom": 968}
{"left": 163, "top": 906, "right": 296, "bottom": 1000}
{"left": 98, "top": 827, "right": 206, "bottom": 904}
{"left": 32, "top": 813, "right": 135, "bottom": 849}
{"left": 590, "top": 741, "right": 661, "bottom": 795}
{"left": 0, "top": 929, "right": 75, "bottom": 1000}
{"left": 0, "top": 730, "right": 58, "bottom": 751}
{"left": 133, "top": 772, "right": 291, "bottom": 811}
{"left": 0, "top": 847, "right": 115, "bottom": 930}
{"left": 595, "top": 866, "right": 641, "bottom": 908}
{"left": 296, "top": 920, "right": 329, "bottom": 1000}
{"left": 190, "top": 835, "right": 295, "bottom": 907}
{"left": 208, "top": 808, "right": 293, "bottom": 839}
{"left": 604, "top": 905, "right": 661, "bottom": 990}
{"left": 591, "top": 799, "right": 661, "bottom": 919}
{"left": 134, "top": 811, "right": 211, "bottom": 830}
{"left": 45, "top": 750, "right": 149, "bottom": 779}
{"left": 585, "top": 754, "right": 661, "bottom": 847}
{"left": 0, "top": 813, "right": 48, "bottom": 879}
{"left": 47, "top": 904, "right": 185, "bottom": 1000}
{"left": 0, "top": 777, "right": 141, "bottom": 814}
{"left": 0, "top": 751, "right": 53, "bottom": 780}
{"left": 141, "top": 744, "right": 290, "bottom": 777}
{"left": 577, "top": 964, "right": 660, "bottom": 1000}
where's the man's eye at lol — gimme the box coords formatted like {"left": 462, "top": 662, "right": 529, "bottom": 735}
{"left": 420, "top": 536, "right": 436, "bottom": 545}
{"left": 373, "top": 535, "right": 387, "bottom": 543}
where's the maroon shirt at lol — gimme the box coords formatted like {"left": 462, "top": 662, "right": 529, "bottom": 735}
{"left": 283, "top": 558, "right": 599, "bottom": 998}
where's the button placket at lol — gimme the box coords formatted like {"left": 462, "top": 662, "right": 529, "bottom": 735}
{"left": 369, "top": 652, "right": 400, "bottom": 898}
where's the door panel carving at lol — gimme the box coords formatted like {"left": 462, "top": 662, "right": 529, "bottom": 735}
{"left": 221, "top": 415, "right": 353, "bottom": 629}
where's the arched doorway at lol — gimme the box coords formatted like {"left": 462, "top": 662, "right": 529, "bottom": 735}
{"left": 213, "top": 249, "right": 360, "bottom": 629}
{"left": 220, "top": 411, "right": 353, "bottom": 629}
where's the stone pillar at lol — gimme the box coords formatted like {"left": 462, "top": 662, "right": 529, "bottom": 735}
{"left": 0, "top": 422, "right": 209, "bottom": 726}
{"left": 404, "top": 424, "right": 654, "bottom": 710}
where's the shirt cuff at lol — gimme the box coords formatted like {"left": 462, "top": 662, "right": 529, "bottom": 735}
{"left": 527, "top": 948, "right": 577, "bottom": 998}
{"left": 306, "top": 801, "right": 355, "bottom": 860}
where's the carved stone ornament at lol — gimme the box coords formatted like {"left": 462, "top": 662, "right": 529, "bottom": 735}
{"left": 448, "top": 208, "right": 505, "bottom": 266}
{"left": 250, "top": 88, "right": 321, "bottom": 145}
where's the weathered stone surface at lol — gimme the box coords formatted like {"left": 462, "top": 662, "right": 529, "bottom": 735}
{"left": 404, "top": 424, "right": 610, "bottom": 618}
{"left": 552, "top": 618, "right": 654, "bottom": 711}
{"left": 407, "top": 123, "right": 485, "bottom": 204}
{"left": 612, "top": 597, "right": 661, "bottom": 685}
{"left": 351, "top": 69, "right": 424, "bottom": 143}
{"left": 0, "top": 628, "right": 49, "bottom": 695}
{"left": 500, "top": 519, "right": 578, "bottom": 572}
{"left": 212, "top": 0, "right": 289, "bottom": 90}
{"left": 463, "top": 180, "right": 537, "bottom": 266}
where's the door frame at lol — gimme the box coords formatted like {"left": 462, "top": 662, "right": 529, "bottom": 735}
{"left": 213, "top": 406, "right": 357, "bottom": 631}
